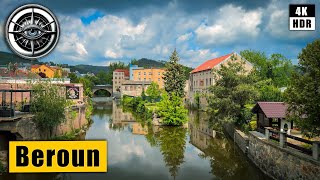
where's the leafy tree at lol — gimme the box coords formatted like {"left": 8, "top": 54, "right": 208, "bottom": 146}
{"left": 163, "top": 49, "right": 186, "bottom": 97}
{"left": 79, "top": 76, "right": 94, "bottom": 97}
{"left": 285, "top": 39, "right": 320, "bottom": 137}
{"left": 240, "top": 50, "right": 294, "bottom": 87}
{"left": 146, "top": 82, "right": 161, "bottom": 102}
{"left": 30, "top": 82, "right": 67, "bottom": 138}
{"left": 68, "top": 72, "right": 79, "bottom": 83}
{"left": 53, "top": 70, "right": 62, "bottom": 78}
{"left": 96, "top": 71, "right": 109, "bottom": 84}
{"left": 157, "top": 92, "right": 188, "bottom": 125}
{"left": 207, "top": 56, "right": 259, "bottom": 127}
{"left": 255, "top": 79, "right": 283, "bottom": 101}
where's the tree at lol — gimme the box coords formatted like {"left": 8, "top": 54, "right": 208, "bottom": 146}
{"left": 146, "top": 82, "right": 160, "bottom": 102}
{"left": 30, "top": 82, "right": 67, "bottom": 138}
{"left": 79, "top": 76, "right": 94, "bottom": 97}
{"left": 207, "top": 56, "right": 259, "bottom": 127}
{"left": 68, "top": 72, "right": 79, "bottom": 83}
{"left": 163, "top": 49, "right": 186, "bottom": 97}
{"left": 240, "top": 50, "right": 294, "bottom": 87}
{"left": 157, "top": 91, "right": 188, "bottom": 126}
{"left": 285, "top": 39, "right": 320, "bottom": 137}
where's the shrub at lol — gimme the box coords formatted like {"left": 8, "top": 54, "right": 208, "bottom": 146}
{"left": 249, "top": 121, "right": 257, "bottom": 130}
{"left": 0, "top": 161, "right": 5, "bottom": 173}
{"left": 157, "top": 92, "right": 188, "bottom": 126}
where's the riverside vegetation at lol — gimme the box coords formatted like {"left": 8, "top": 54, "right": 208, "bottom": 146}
{"left": 122, "top": 50, "right": 188, "bottom": 126}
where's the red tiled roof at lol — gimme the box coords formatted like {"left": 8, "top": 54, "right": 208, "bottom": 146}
{"left": 191, "top": 53, "right": 233, "bottom": 73}
{"left": 252, "top": 102, "right": 288, "bottom": 118}
{"left": 114, "top": 69, "right": 129, "bottom": 77}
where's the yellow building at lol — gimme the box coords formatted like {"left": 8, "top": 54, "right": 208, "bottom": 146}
{"left": 132, "top": 68, "right": 165, "bottom": 88}
{"left": 31, "top": 64, "right": 62, "bottom": 78}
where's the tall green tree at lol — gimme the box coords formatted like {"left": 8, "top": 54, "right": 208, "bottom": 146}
{"left": 207, "top": 56, "right": 259, "bottom": 127}
{"left": 240, "top": 50, "right": 294, "bottom": 87}
{"left": 285, "top": 39, "right": 320, "bottom": 137}
{"left": 146, "top": 82, "right": 161, "bottom": 102}
{"left": 68, "top": 72, "right": 79, "bottom": 83}
{"left": 163, "top": 49, "right": 186, "bottom": 97}
{"left": 30, "top": 82, "right": 67, "bottom": 138}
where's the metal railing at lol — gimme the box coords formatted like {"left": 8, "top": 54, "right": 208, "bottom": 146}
{"left": 265, "top": 127, "right": 319, "bottom": 160}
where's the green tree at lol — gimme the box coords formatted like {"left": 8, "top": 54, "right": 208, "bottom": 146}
{"left": 163, "top": 49, "right": 186, "bottom": 97}
{"left": 68, "top": 72, "right": 79, "bottom": 83}
{"left": 96, "top": 71, "right": 109, "bottom": 84}
{"left": 285, "top": 39, "right": 320, "bottom": 137}
{"left": 30, "top": 82, "right": 67, "bottom": 138}
{"left": 255, "top": 79, "right": 283, "bottom": 101}
{"left": 240, "top": 50, "right": 294, "bottom": 87}
{"left": 157, "top": 92, "right": 188, "bottom": 125}
{"left": 207, "top": 56, "right": 259, "bottom": 127}
{"left": 146, "top": 82, "right": 160, "bottom": 102}
{"left": 79, "top": 76, "right": 94, "bottom": 97}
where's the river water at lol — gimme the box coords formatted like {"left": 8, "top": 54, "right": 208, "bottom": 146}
{"left": 1, "top": 100, "right": 270, "bottom": 180}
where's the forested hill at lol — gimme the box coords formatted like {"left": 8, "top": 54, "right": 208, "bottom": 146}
{"left": 0, "top": 51, "right": 39, "bottom": 64}
{"left": 132, "top": 58, "right": 166, "bottom": 68}
{"left": 69, "top": 65, "right": 109, "bottom": 74}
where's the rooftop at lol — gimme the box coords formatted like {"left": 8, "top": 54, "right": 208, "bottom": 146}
{"left": 191, "top": 53, "right": 233, "bottom": 73}
{"left": 252, "top": 102, "right": 288, "bottom": 118}
{"left": 114, "top": 69, "right": 130, "bottom": 77}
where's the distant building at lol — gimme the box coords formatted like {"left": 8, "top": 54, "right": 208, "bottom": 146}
{"left": 129, "top": 64, "right": 143, "bottom": 80}
{"left": 31, "top": 64, "right": 62, "bottom": 78}
{"left": 132, "top": 68, "right": 165, "bottom": 88}
{"left": 189, "top": 52, "right": 253, "bottom": 106}
{"left": 120, "top": 80, "right": 151, "bottom": 97}
{"left": 113, "top": 69, "right": 129, "bottom": 93}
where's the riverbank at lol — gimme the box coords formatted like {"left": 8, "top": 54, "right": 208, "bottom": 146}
{"left": 224, "top": 123, "right": 320, "bottom": 180}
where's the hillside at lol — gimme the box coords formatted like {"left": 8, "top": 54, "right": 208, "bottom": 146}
{"left": 133, "top": 58, "right": 166, "bottom": 68}
{"left": 69, "top": 64, "right": 109, "bottom": 74}
{"left": 0, "top": 51, "right": 39, "bottom": 65}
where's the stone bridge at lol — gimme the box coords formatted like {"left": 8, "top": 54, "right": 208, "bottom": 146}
{"left": 92, "top": 84, "right": 112, "bottom": 96}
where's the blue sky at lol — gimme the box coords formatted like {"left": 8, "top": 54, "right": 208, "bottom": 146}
{"left": 0, "top": 0, "right": 319, "bottom": 67}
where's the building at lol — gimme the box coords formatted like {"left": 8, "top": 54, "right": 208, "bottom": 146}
{"left": 189, "top": 52, "right": 253, "bottom": 105}
{"left": 31, "top": 64, "right": 62, "bottom": 78}
{"left": 112, "top": 69, "right": 129, "bottom": 94}
{"left": 132, "top": 68, "right": 165, "bottom": 88}
{"left": 251, "top": 102, "right": 295, "bottom": 133}
{"left": 121, "top": 80, "right": 151, "bottom": 97}
{"left": 129, "top": 64, "right": 143, "bottom": 80}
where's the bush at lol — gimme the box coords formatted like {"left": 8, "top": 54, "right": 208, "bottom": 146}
{"left": 249, "top": 121, "right": 257, "bottom": 130}
{"left": 0, "top": 161, "right": 5, "bottom": 173}
{"left": 157, "top": 92, "right": 188, "bottom": 126}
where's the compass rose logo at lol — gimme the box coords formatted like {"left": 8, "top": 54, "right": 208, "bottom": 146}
{"left": 5, "top": 4, "right": 60, "bottom": 59}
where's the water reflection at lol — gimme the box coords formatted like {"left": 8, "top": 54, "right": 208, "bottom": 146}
{"left": 0, "top": 100, "right": 269, "bottom": 180}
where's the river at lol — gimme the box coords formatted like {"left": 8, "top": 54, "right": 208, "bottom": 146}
{"left": 1, "top": 99, "right": 270, "bottom": 180}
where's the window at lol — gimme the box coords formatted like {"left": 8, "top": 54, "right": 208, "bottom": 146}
{"left": 206, "top": 79, "right": 208, "bottom": 86}
{"left": 115, "top": 77, "right": 117, "bottom": 79}
{"left": 144, "top": 72, "right": 146, "bottom": 75}
{"left": 209, "top": 78, "right": 212, "bottom": 85}
{"left": 138, "top": 72, "right": 141, "bottom": 75}
{"left": 158, "top": 72, "right": 160, "bottom": 75}
{"left": 144, "top": 78, "right": 146, "bottom": 81}
{"left": 149, "top": 72, "right": 152, "bottom": 75}
{"left": 149, "top": 78, "right": 151, "bottom": 81}
{"left": 158, "top": 78, "right": 160, "bottom": 81}
{"left": 139, "top": 78, "right": 141, "bottom": 80}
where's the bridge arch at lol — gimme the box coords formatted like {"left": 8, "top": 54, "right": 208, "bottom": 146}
{"left": 92, "top": 85, "right": 113, "bottom": 97}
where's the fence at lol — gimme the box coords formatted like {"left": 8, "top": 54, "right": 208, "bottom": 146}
{"left": 265, "top": 127, "right": 319, "bottom": 160}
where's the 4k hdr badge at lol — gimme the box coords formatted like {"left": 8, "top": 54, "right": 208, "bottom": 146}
{"left": 5, "top": 4, "right": 60, "bottom": 59}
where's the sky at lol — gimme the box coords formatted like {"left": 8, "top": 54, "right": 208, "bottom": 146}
{"left": 0, "top": 0, "right": 319, "bottom": 67}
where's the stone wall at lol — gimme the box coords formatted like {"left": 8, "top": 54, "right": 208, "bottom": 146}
{"left": 248, "top": 131, "right": 320, "bottom": 180}
{"left": 234, "top": 129, "right": 249, "bottom": 154}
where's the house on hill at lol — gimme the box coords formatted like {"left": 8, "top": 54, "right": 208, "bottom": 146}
{"left": 31, "top": 64, "right": 62, "bottom": 78}
{"left": 251, "top": 102, "right": 295, "bottom": 133}
{"left": 189, "top": 52, "right": 253, "bottom": 106}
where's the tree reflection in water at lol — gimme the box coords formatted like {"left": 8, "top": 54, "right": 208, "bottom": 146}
{"left": 145, "top": 126, "right": 187, "bottom": 179}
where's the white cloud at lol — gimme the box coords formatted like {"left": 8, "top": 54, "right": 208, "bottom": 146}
{"left": 177, "top": 32, "right": 192, "bottom": 43}
{"left": 195, "top": 4, "right": 262, "bottom": 46}
{"left": 104, "top": 49, "right": 121, "bottom": 59}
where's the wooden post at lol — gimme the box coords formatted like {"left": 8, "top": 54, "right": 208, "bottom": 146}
{"left": 312, "top": 142, "right": 319, "bottom": 161}
{"left": 279, "top": 131, "right": 287, "bottom": 148}
{"left": 265, "top": 127, "right": 272, "bottom": 140}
